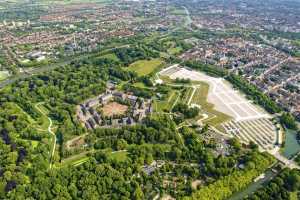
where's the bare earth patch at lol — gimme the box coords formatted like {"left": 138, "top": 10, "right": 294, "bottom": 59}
{"left": 66, "top": 135, "right": 87, "bottom": 150}
{"left": 161, "top": 195, "right": 175, "bottom": 200}
{"left": 191, "top": 180, "right": 202, "bottom": 190}
{"left": 102, "top": 102, "right": 128, "bottom": 117}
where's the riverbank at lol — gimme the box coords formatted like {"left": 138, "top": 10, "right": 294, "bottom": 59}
{"left": 227, "top": 167, "right": 278, "bottom": 200}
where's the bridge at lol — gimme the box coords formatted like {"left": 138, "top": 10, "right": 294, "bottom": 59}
{"left": 269, "top": 150, "right": 300, "bottom": 169}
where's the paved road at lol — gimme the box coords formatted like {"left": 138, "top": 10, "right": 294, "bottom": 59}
{"left": 272, "top": 151, "right": 300, "bottom": 169}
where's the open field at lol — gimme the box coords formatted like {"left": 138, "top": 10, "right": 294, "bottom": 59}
{"left": 290, "top": 192, "right": 298, "bottom": 200}
{"left": 133, "top": 82, "right": 147, "bottom": 88}
{"left": 98, "top": 53, "right": 119, "bottom": 61}
{"left": 102, "top": 102, "right": 128, "bottom": 117}
{"left": 127, "top": 59, "right": 164, "bottom": 76}
{"left": 159, "top": 66, "right": 231, "bottom": 126}
{"left": 109, "top": 151, "right": 128, "bottom": 162}
{"left": 162, "top": 66, "right": 270, "bottom": 121}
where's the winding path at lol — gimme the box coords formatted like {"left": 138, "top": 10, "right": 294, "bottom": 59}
{"left": 35, "top": 102, "right": 56, "bottom": 169}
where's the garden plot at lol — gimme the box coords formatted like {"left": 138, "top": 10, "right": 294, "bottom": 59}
{"left": 163, "top": 66, "right": 270, "bottom": 121}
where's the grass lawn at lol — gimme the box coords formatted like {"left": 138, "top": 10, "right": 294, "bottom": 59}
{"left": 160, "top": 52, "right": 170, "bottom": 59}
{"left": 0, "top": 71, "right": 9, "bottom": 81}
{"left": 159, "top": 75, "right": 176, "bottom": 84}
{"left": 99, "top": 53, "right": 119, "bottom": 61}
{"left": 191, "top": 82, "right": 231, "bottom": 126}
{"left": 126, "top": 59, "right": 164, "bottom": 76}
{"left": 133, "top": 82, "right": 147, "bottom": 88}
{"left": 290, "top": 191, "right": 298, "bottom": 200}
{"left": 181, "top": 87, "right": 193, "bottom": 104}
{"left": 57, "top": 149, "right": 128, "bottom": 167}
{"left": 57, "top": 149, "right": 96, "bottom": 168}
{"left": 34, "top": 103, "right": 51, "bottom": 131}
{"left": 109, "top": 151, "right": 128, "bottom": 162}
{"left": 154, "top": 89, "right": 180, "bottom": 112}
{"left": 167, "top": 47, "right": 183, "bottom": 55}
{"left": 290, "top": 192, "right": 298, "bottom": 200}
{"left": 31, "top": 141, "right": 39, "bottom": 148}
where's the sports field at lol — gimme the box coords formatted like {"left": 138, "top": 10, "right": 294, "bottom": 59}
{"left": 127, "top": 59, "right": 164, "bottom": 76}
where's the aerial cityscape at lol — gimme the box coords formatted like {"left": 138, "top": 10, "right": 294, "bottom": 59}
{"left": 0, "top": 0, "right": 299, "bottom": 199}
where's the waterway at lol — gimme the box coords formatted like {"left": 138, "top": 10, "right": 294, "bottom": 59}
{"left": 282, "top": 128, "right": 300, "bottom": 159}
{"left": 228, "top": 128, "right": 300, "bottom": 200}
{"left": 228, "top": 169, "right": 277, "bottom": 200}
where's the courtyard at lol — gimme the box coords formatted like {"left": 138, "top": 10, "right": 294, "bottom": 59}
{"left": 102, "top": 102, "right": 128, "bottom": 117}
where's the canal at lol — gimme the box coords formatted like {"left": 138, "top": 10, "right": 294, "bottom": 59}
{"left": 282, "top": 128, "right": 300, "bottom": 159}
{"left": 228, "top": 168, "right": 278, "bottom": 200}
{"left": 228, "top": 127, "right": 300, "bottom": 200}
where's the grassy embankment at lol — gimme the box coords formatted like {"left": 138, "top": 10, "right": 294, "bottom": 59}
{"left": 190, "top": 82, "right": 231, "bottom": 127}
